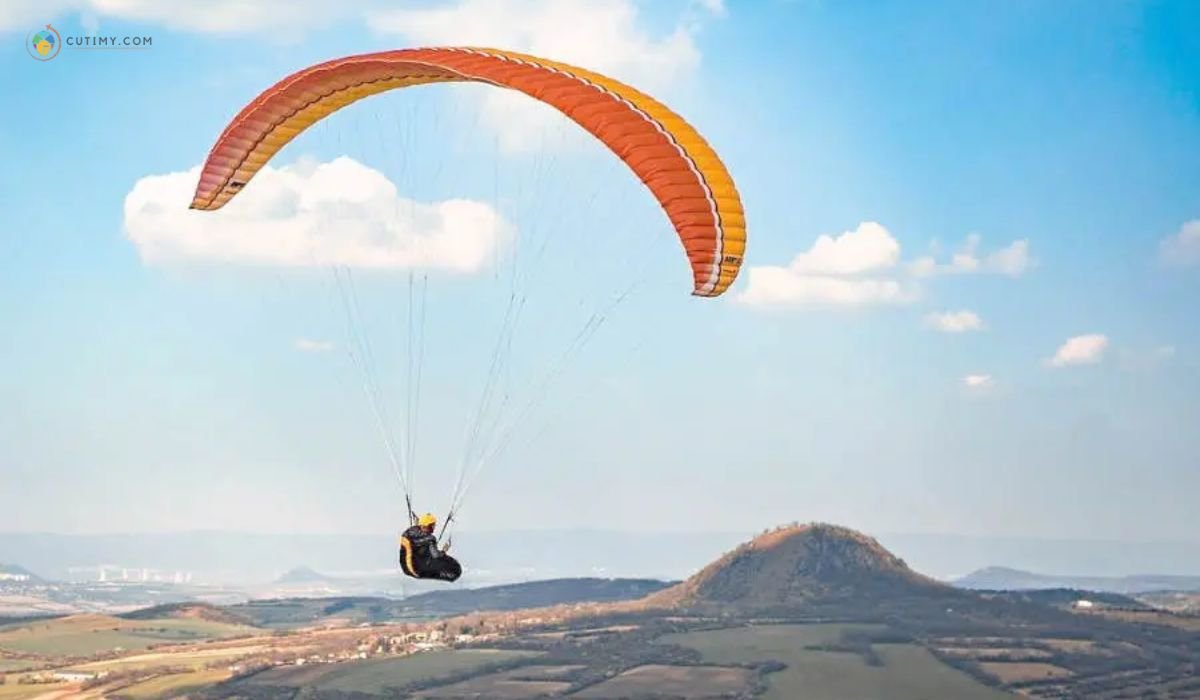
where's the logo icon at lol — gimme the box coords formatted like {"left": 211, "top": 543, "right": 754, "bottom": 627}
{"left": 28, "top": 24, "right": 61, "bottom": 61}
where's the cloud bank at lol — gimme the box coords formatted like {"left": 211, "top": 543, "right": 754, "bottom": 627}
{"left": 737, "top": 222, "right": 1028, "bottom": 309}
{"left": 124, "top": 157, "right": 510, "bottom": 272}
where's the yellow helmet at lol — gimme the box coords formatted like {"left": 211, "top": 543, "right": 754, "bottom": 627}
{"left": 417, "top": 513, "right": 437, "bottom": 527}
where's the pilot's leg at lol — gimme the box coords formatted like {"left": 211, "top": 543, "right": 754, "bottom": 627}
{"left": 437, "top": 555, "right": 462, "bottom": 582}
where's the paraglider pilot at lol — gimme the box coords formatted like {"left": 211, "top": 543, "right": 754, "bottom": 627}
{"left": 399, "top": 513, "right": 462, "bottom": 582}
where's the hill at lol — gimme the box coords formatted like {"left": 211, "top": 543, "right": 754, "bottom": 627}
{"left": 227, "top": 596, "right": 411, "bottom": 628}
{"left": 120, "top": 602, "right": 257, "bottom": 626}
{"left": 275, "top": 565, "right": 332, "bottom": 584}
{"left": 956, "top": 566, "right": 1200, "bottom": 593}
{"left": 645, "top": 522, "right": 949, "bottom": 611}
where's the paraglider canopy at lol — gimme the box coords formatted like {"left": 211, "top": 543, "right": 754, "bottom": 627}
{"left": 188, "top": 46, "right": 746, "bottom": 297}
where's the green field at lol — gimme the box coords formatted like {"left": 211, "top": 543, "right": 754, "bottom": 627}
{"left": 670, "top": 622, "right": 887, "bottom": 651}
{"left": 0, "top": 660, "right": 34, "bottom": 673}
{"left": 247, "top": 649, "right": 540, "bottom": 694}
{"left": 662, "top": 624, "right": 1014, "bottom": 700}
{"left": 0, "top": 615, "right": 258, "bottom": 658}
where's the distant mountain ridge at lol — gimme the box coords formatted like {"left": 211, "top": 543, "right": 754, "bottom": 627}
{"left": 403, "top": 577, "right": 673, "bottom": 615}
{"left": 275, "top": 566, "right": 333, "bottom": 584}
{"left": 226, "top": 577, "right": 674, "bottom": 628}
{"left": 982, "top": 587, "right": 1150, "bottom": 609}
{"left": 955, "top": 566, "right": 1200, "bottom": 593}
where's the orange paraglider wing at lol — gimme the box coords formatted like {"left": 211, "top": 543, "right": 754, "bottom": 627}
{"left": 189, "top": 47, "right": 745, "bottom": 296}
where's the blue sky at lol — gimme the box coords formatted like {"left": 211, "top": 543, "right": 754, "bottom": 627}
{"left": 1, "top": 0, "right": 1198, "bottom": 542}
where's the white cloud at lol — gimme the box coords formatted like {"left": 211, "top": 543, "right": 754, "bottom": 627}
{"left": 788, "top": 221, "right": 900, "bottom": 275}
{"left": 962, "top": 374, "right": 994, "bottom": 390}
{"left": 295, "top": 338, "right": 334, "bottom": 353}
{"left": 911, "top": 234, "right": 1032, "bottom": 277}
{"left": 1159, "top": 219, "right": 1200, "bottom": 266}
{"left": 987, "top": 239, "right": 1032, "bottom": 275}
{"left": 368, "top": 0, "right": 711, "bottom": 152}
{"left": 909, "top": 256, "right": 938, "bottom": 277}
{"left": 737, "top": 268, "right": 916, "bottom": 307}
{"left": 370, "top": 0, "right": 700, "bottom": 84}
{"left": 924, "top": 310, "right": 984, "bottom": 333}
{"left": 737, "top": 222, "right": 920, "bottom": 307}
{"left": 738, "top": 223, "right": 1031, "bottom": 310}
{"left": 1047, "top": 334, "right": 1109, "bottom": 368}
{"left": 124, "top": 156, "right": 510, "bottom": 272}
